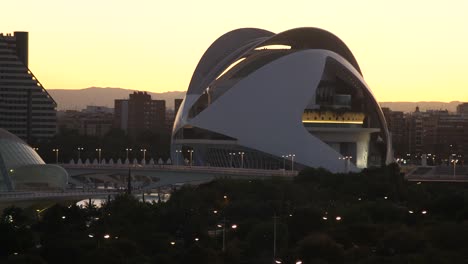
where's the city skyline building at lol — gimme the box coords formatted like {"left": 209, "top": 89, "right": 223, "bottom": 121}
{"left": 0, "top": 31, "right": 57, "bottom": 142}
{"left": 171, "top": 27, "right": 392, "bottom": 173}
{"left": 384, "top": 104, "right": 468, "bottom": 165}
{"left": 114, "top": 91, "right": 166, "bottom": 139}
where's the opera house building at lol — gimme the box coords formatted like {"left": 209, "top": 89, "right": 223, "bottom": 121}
{"left": 171, "top": 28, "right": 392, "bottom": 173}
{"left": 0, "top": 128, "right": 68, "bottom": 191}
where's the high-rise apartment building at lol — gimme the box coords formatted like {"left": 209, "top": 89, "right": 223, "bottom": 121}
{"left": 0, "top": 32, "right": 57, "bottom": 142}
{"left": 384, "top": 106, "right": 468, "bottom": 164}
{"left": 457, "top": 102, "right": 468, "bottom": 115}
{"left": 114, "top": 92, "right": 166, "bottom": 138}
{"left": 174, "top": 98, "right": 183, "bottom": 115}
{"left": 382, "top": 107, "right": 406, "bottom": 156}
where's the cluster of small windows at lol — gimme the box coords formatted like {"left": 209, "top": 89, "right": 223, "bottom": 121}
{"left": 0, "top": 36, "right": 57, "bottom": 140}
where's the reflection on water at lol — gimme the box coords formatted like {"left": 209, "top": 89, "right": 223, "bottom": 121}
{"left": 76, "top": 193, "right": 171, "bottom": 208}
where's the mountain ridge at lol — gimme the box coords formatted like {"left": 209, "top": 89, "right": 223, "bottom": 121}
{"left": 48, "top": 87, "right": 464, "bottom": 113}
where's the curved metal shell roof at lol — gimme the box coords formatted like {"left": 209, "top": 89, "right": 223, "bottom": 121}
{"left": 187, "top": 27, "right": 361, "bottom": 95}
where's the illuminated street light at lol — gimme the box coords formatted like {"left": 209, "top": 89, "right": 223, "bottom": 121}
{"left": 188, "top": 150, "right": 194, "bottom": 166}
{"left": 125, "top": 148, "right": 132, "bottom": 161}
{"left": 238, "top": 152, "right": 245, "bottom": 168}
{"left": 52, "top": 148, "right": 59, "bottom": 164}
{"left": 288, "top": 154, "right": 296, "bottom": 171}
{"left": 175, "top": 149, "right": 182, "bottom": 165}
{"left": 103, "top": 234, "right": 110, "bottom": 239}
{"left": 96, "top": 148, "right": 102, "bottom": 164}
{"left": 281, "top": 155, "right": 286, "bottom": 175}
{"left": 339, "top": 155, "right": 353, "bottom": 173}
{"left": 141, "top": 148, "right": 147, "bottom": 163}
{"left": 228, "top": 152, "right": 236, "bottom": 167}
{"left": 77, "top": 147, "right": 84, "bottom": 160}
{"left": 451, "top": 159, "right": 459, "bottom": 177}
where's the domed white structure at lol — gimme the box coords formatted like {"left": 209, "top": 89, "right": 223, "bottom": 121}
{"left": 171, "top": 28, "right": 392, "bottom": 173}
{"left": 0, "top": 128, "right": 68, "bottom": 190}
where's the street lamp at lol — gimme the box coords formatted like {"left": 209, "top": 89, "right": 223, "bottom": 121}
{"left": 96, "top": 148, "right": 102, "bottom": 164}
{"left": 125, "top": 148, "right": 132, "bottom": 161}
{"left": 451, "top": 159, "right": 459, "bottom": 177}
{"left": 288, "top": 154, "right": 296, "bottom": 171}
{"left": 339, "top": 156, "right": 352, "bottom": 173}
{"left": 141, "top": 149, "right": 147, "bottom": 163}
{"left": 52, "top": 149, "right": 59, "bottom": 164}
{"left": 77, "top": 147, "right": 84, "bottom": 160}
{"left": 273, "top": 214, "right": 279, "bottom": 262}
{"left": 238, "top": 152, "right": 245, "bottom": 168}
{"left": 188, "top": 150, "right": 194, "bottom": 166}
{"left": 219, "top": 218, "right": 237, "bottom": 252}
{"left": 228, "top": 152, "right": 236, "bottom": 167}
{"left": 175, "top": 149, "right": 182, "bottom": 166}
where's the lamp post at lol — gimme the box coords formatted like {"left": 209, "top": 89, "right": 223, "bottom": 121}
{"left": 238, "top": 152, "right": 245, "bottom": 168}
{"left": 188, "top": 150, "right": 194, "bottom": 167}
{"left": 281, "top": 155, "right": 286, "bottom": 174}
{"left": 219, "top": 217, "right": 237, "bottom": 253}
{"left": 452, "top": 159, "right": 459, "bottom": 178}
{"left": 77, "top": 147, "right": 84, "bottom": 160}
{"left": 273, "top": 214, "right": 279, "bottom": 262}
{"left": 228, "top": 152, "right": 236, "bottom": 167}
{"left": 52, "top": 148, "right": 59, "bottom": 164}
{"left": 339, "top": 156, "right": 352, "bottom": 173}
{"left": 288, "top": 154, "right": 295, "bottom": 171}
{"left": 125, "top": 148, "right": 132, "bottom": 161}
{"left": 141, "top": 148, "right": 147, "bottom": 163}
{"left": 175, "top": 149, "right": 182, "bottom": 166}
{"left": 96, "top": 148, "right": 102, "bottom": 164}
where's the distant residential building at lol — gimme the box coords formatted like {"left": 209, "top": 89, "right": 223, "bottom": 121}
{"left": 114, "top": 92, "right": 166, "bottom": 138}
{"left": 82, "top": 105, "right": 113, "bottom": 114}
{"left": 382, "top": 107, "right": 406, "bottom": 157}
{"left": 58, "top": 108, "right": 113, "bottom": 137}
{"left": 165, "top": 98, "right": 184, "bottom": 133}
{"left": 174, "top": 98, "right": 183, "bottom": 115}
{"left": 384, "top": 106, "right": 468, "bottom": 164}
{"left": 0, "top": 32, "right": 57, "bottom": 142}
{"left": 457, "top": 102, "right": 468, "bottom": 115}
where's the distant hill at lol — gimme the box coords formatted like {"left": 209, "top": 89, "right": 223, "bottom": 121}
{"left": 48, "top": 87, "right": 186, "bottom": 110}
{"left": 379, "top": 101, "right": 462, "bottom": 113}
{"left": 48, "top": 87, "right": 464, "bottom": 113}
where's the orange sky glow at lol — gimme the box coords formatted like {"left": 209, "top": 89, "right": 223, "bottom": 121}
{"left": 3, "top": 0, "right": 468, "bottom": 102}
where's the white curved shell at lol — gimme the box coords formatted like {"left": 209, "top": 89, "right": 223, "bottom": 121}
{"left": 172, "top": 28, "right": 392, "bottom": 173}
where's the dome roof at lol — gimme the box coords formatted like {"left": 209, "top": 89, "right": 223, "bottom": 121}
{"left": 0, "top": 128, "right": 26, "bottom": 144}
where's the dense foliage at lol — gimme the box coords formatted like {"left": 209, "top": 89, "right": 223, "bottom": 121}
{"left": 1, "top": 164, "right": 468, "bottom": 263}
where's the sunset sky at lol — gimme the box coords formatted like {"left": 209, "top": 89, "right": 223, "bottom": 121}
{"left": 3, "top": 0, "right": 468, "bottom": 102}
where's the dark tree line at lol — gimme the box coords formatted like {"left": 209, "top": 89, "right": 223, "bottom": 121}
{"left": 2, "top": 164, "right": 468, "bottom": 263}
